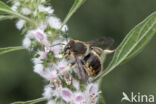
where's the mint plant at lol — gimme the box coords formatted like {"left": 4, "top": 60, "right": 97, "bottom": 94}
{"left": 0, "top": 0, "right": 156, "bottom": 104}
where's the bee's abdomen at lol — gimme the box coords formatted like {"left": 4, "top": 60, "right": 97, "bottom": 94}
{"left": 83, "top": 52, "right": 102, "bottom": 76}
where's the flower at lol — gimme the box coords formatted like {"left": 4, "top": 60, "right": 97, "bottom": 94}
{"left": 11, "top": 2, "right": 20, "bottom": 11}
{"left": 74, "top": 93, "right": 84, "bottom": 104}
{"left": 61, "top": 88, "right": 73, "bottom": 102}
{"left": 43, "top": 85, "right": 61, "bottom": 100}
{"left": 21, "top": 8, "right": 31, "bottom": 15}
{"left": 42, "top": 51, "right": 48, "bottom": 59}
{"left": 72, "top": 79, "right": 80, "bottom": 90}
{"left": 43, "top": 85, "right": 54, "bottom": 99}
{"left": 43, "top": 68, "right": 58, "bottom": 80}
{"left": 55, "top": 59, "right": 68, "bottom": 72}
{"left": 23, "top": 37, "right": 31, "bottom": 48}
{"left": 85, "top": 83, "right": 99, "bottom": 104}
{"left": 38, "top": 5, "right": 54, "bottom": 14}
{"left": 48, "top": 16, "right": 68, "bottom": 32}
{"left": 26, "top": 28, "right": 50, "bottom": 49}
{"left": 47, "top": 100, "right": 55, "bottom": 104}
{"left": 32, "top": 29, "right": 47, "bottom": 41}
{"left": 34, "top": 64, "right": 44, "bottom": 76}
{"left": 87, "top": 83, "right": 98, "bottom": 95}
{"left": 16, "top": 19, "right": 26, "bottom": 30}
{"left": 51, "top": 40, "right": 66, "bottom": 58}
{"left": 39, "top": 23, "right": 47, "bottom": 31}
{"left": 32, "top": 51, "right": 46, "bottom": 64}
{"left": 62, "top": 25, "right": 68, "bottom": 32}
{"left": 48, "top": 16, "right": 62, "bottom": 30}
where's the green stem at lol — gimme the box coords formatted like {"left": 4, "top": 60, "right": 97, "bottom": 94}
{"left": 27, "top": 97, "right": 46, "bottom": 104}
{"left": 0, "top": 8, "right": 36, "bottom": 26}
{"left": 0, "top": 46, "right": 25, "bottom": 55}
{"left": 11, "top": 97, "right": 46, "bottom": 104}
{"left": 0, "top": 15, "right": 15, "bottom": 21}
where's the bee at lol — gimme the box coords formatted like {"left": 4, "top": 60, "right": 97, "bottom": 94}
{"left": 63, "top": 37, "right": 114, "bottom": 81}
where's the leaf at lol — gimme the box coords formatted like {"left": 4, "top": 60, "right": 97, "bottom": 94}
{"left": 0, "top": 15, "right": 15, "bottom": 21}
{"left": 0, "top": 1, "right": 12, "bottom": 14}
{"left": 93, "top": 12, "right": 156, "bottom": 82}
{"left": 0, "top": 46, "right": 25, "bottom": 55}
{"left": 11, "top": 97, "right": 46, "bottom": 104}
{"left": 0, "top": 1, "right": 36, "bottom": 25}
{"left": 60, "top": 0, "right": 86, "bottom": 29}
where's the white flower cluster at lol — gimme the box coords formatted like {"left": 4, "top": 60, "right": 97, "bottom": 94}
{"left": 11, "top": 0, "right": 100, "bottom": 104}
{"left": 43, "top": 83, "right": 100, "bottom": 104}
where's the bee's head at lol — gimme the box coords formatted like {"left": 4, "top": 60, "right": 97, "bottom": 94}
{"left": 64, "top": 40, "right": 75, "bottom": 56}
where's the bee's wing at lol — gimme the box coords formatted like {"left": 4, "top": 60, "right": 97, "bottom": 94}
{"left": 86, "top": 37, "right": 114, "bottom": 48}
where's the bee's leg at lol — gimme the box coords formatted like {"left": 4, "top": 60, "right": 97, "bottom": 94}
{"left": 74, "top": 56, "right": 82, "bottom": 78}
{"left": 58, "top": 62, "right": 76, "bottom": 85}
{"left": 91, "top": 46, "right": 114, "bottom": 55}
{"left": 91, "top": 47, "right": 104, "bottom": 55}
{"left": 74, "top": 56, "right": 87, "bottom": 80}
{"left": 103, "top": 49, "right": 114, "bottom": 54}
{"left": 61, "top": 62, "right": 75, "bottom": 75}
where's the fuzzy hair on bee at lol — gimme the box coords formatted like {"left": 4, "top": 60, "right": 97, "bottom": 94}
{"left": 61, "top": 37, "right": 115, "bottom": 81}
{"left": 81, "top": 51, "right": 103, "bottom": 77}
{"left": 64, "top": 40, "right": 89, "bottom": 58}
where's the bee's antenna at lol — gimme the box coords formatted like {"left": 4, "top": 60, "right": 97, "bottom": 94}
{"left": 65, "top": 32, "right": 68, "bottom": 42}
{"left": 51, "top": 43, "right": 65, "bottom": 47}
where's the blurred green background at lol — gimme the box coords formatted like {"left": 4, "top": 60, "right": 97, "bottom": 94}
{"left": 0, "top": 0, "right": 156, "bottom": 104}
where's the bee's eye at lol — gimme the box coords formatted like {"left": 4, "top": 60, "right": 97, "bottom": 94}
{"left": 66, "top": 45, "right": 70, "bottom": 49}
{"left": 64, "top": 45, "right": 71, "bottom": 52}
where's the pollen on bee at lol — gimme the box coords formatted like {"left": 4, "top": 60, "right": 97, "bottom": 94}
{"left": 89, "top": 66, "right": 93, "bottom": 70}
{"left": 86, "top": 62, "right": 89, "bottom": 66}
{"left": 59, "top": 53, "right": 65, "bottom": 56}
{"left": 51, "top": 78, "right": 57, "bottom": 82}
{"left": 69, "top": 64, "right": 73, "bottom": 67}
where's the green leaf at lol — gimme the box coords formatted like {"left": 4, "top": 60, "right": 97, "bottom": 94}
{"left": 0, "top": 15, "right": 15, "bottom": 21}
{"left": 93, "top": 12, "right": 156, "bottom": 82}
{"left": 0, "top": 46, "right": 25, "bottom": 55}
{"left": 60, "top": 0, "right": 86, "bottom": 29}
{"left": 0, "top": 1, "right": 36, "bottom": 25}
{"left": 11, "top": 97, "right": 46, "bottom": 104}
{"left": 0, "top": 1, "right": 12, "bottom": 14}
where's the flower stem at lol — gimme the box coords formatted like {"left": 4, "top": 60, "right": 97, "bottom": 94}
{"left": 11, "top": 97, "right": 46, "bottom": 104}
{"left": 0, "top": 8, "right": 37, "bottom": 26}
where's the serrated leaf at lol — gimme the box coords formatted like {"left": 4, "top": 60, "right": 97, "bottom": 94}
{"left": 0, "top": 46, "right": 25, "bottom": 55}
{"left": 11, "top": 97, "right": 46, "bottom": 104}
{"left": 93, "top": 12, "right": 156, "bottom": 81}
{"left": 0, "top": 15, "right": 14, "bottom": 21}
{"left": 60, "top": 0, "right": 86, "bottom": 29}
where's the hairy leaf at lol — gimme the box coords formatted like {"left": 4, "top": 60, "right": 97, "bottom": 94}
{"left": 93, "top": 12, "right": 156, "bottom": 81}
{"left": 0, "top": 46, "right": 25, "bottom": 55}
